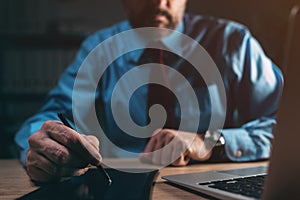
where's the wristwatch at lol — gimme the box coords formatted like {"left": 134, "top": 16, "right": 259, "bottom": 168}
{"left": 204, "top": 130, "right": 225, "bottom": 148}
{"left": 204, "top": 130, "right": 227, "bottom": 161}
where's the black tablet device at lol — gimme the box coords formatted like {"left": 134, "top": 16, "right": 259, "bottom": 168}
{"left": 17, "top": 168, "right": 158, "bottom": 200}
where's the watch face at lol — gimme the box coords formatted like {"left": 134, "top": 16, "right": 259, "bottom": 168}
{"left": 218, "top": 135, "right": 226, "bottom": 145}
{"left": 204, "top": 130, "right": 222, "bottom": 148}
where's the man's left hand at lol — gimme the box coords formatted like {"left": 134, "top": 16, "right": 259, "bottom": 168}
{"left": 140, "top": 129, "right": 212, "bottom": 166}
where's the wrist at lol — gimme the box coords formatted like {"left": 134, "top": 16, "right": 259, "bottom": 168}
{"left": 204, "top": 130, "right": 226, "bottom": 161}
{"left": 204, "top": 130, "right": 225, "bottom": 147}
{"left": 188, "top": 134, "right": 212, "bottom": 161}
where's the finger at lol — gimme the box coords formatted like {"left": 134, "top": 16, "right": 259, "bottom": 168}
{"left": 139, "top": 137, "right": 158, "bottom": 164}
{"left": 171, "top": 145, "right": 190, "bottom": 166}
{"left": 29, "top": 132, "right": 71, "bottom": 165}
{"left": 153, "top": 135, "right": 164, "bottom": 151}
{"left": 27, "top": 148, "right": 90, "bottom": 180}
{"left": 66, "top": 152, "right": 91, "bottom": 168}
{"left": 160, "top": 135, "right": 175, "bottom": 165}
{"left": 30, "top": 134, "right": 75, "bottom": 166}
{"left": 28, "top": 166, "right": 58, "bottom": 183}
{"left": 152, "top": 132, "right": 169, "bottom": 164}
{"left": 41, "top": 121, "right": 101, "bottom": 166}
{"left": 27, "top": 149, "right": 59, "bottom": 176}
{"left": 155, "top": 130, "right": 177, "bottom": 165}
{"left": 139, "top": 141, "right": 156, "bottom": 164}
{"left": 77, "top": 134, "right": 102, "bottom": 165}
{"left": 26, "top": 160, "right": 58, "bottom": 183}
{"left": 143, "top": 128, "right": 162, "bottom": 152}
{"left": 172, "top": 154, "right": 190, "bottom": 166}
{"left": 143, "top": 136, "right": 157, "bottom": 153}
{"left": 153, "top": 132, "right": 173, "bottom": 165}
{"left": 83, "top": 135, "right": 100, "bottom": 151}
{"left": 152, "top": 149, "right": 162, "bottom": 165}
{"left": 163, "top": 132, "right": 175, "bottom": 146}
{"left": 72, "top": 168, "right": 90, "bottom": 177}
{"left": 57, "top": 166, "right": 89, "bottom": 178}
{"left": 160, "top": 142, "right": 173, "bottom": 166}
{"left": 29, "top": 132, "right": 89, "bottom": 168}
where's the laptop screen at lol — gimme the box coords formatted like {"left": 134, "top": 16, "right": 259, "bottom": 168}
{"left": 263, "top": 4, "right": 300, "bottom": 200}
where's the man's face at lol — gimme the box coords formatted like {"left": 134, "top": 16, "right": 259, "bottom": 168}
{"left": 122, "top": 0, "right": 187, "bottom": 29}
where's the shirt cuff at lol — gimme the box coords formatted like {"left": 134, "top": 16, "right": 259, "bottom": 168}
{"left": 221, "top": 128, "right": 258, "bottom": 161}
{"left": 19, "top": 121, "right": 44, "bottom": 167}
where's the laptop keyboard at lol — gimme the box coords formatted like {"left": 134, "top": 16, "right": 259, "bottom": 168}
{"left": 199, "top": 175, "right": 266, "bottom": 199}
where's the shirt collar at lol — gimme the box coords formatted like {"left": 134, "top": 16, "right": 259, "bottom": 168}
{"left": 126, "top": 21, "right": 185, "bottom": 64}
{"left": 161, "top": 21, "right": 184, "bottom": 53}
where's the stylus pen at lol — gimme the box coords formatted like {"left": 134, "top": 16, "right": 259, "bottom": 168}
{"left": 57, "top": 113, "right": 112, "bottom": 184}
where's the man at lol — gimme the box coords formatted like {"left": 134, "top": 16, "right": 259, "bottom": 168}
{"left": 15, "top": 0, "right": 283, "bottom": 183}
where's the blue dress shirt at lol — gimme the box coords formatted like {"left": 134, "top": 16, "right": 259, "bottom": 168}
{"left": 15, "top": 14, "right": 283, "bottom": 165}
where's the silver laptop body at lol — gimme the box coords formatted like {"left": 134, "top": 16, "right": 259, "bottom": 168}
{"left": 163, "top": 166, "right": 267, "bottom": 200}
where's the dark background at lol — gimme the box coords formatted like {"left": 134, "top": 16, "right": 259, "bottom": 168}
{"left": 0, "top": 0, "right": 298, "bottom": 158}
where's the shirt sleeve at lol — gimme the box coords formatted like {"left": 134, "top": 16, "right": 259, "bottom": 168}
{"left": 221, "top": 32, "right": 283, "bottom": 162}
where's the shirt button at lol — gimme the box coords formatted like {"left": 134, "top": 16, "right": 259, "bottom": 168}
{"left": 236, "top": 150, "right": 243, "bottom": 158}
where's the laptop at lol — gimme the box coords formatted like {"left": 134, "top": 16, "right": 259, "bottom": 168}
{"left": 162, "top": 5, "right": 300, "bottom": 200}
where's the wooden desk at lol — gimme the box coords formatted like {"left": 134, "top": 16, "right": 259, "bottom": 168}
{"left": 0, "top": 159, "right": 268, "bottom": 200}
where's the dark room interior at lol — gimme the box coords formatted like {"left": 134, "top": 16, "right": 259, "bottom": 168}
{"left": 0, "top": 0, "right": 298, "bottom": 159}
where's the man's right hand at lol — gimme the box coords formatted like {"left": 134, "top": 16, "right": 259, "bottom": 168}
{"left": 26, "top": 120, "right": 102, "bottom": 183}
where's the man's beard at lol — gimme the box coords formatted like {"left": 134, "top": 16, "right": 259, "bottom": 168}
{"left": 129, "top": 9, "right": 177, "bottom": 30}
{"left": 152, "top": 9, "right": 175, "bottom": 28}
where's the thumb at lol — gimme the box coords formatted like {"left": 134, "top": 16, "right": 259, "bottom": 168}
{"left": 78, "top": 134, "right": 102, "bottom": 166}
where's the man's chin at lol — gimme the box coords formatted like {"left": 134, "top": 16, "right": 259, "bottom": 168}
{"left": 131, "top": 20, "right": 175, "bottom": 30}
{"left": 148, "top": 20, "right": 172, "bottom": 29}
